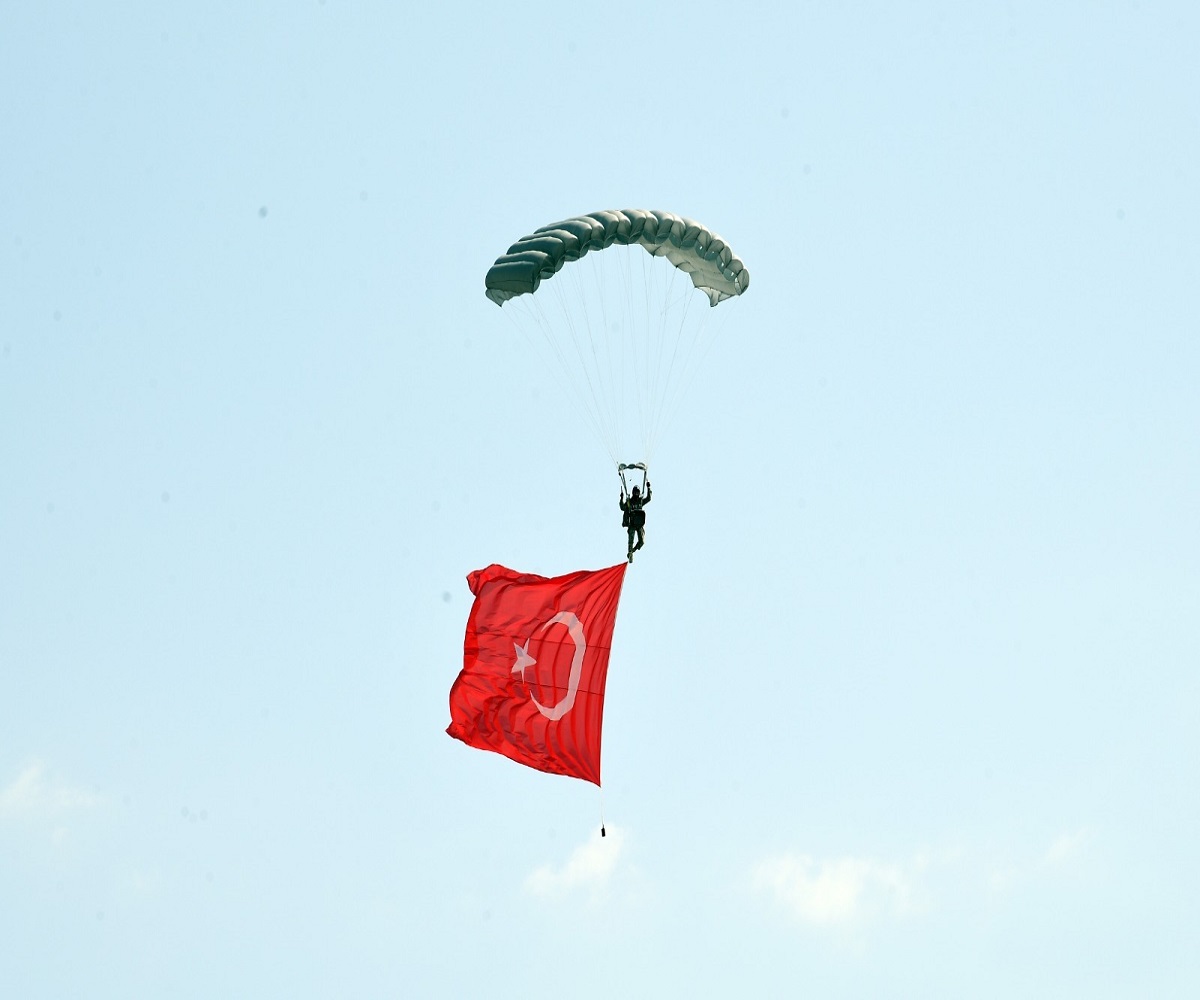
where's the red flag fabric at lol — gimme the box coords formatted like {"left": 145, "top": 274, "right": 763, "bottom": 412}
{"left": 447, "top": 562, "right": 627, "bottom": 785}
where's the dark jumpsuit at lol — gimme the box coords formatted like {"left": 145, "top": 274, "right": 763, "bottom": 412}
{"left": 620, "top": 486, "right": 652, "bottom": 560}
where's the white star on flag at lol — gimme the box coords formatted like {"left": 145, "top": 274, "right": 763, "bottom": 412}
{"left": 511, "top": 640, "right": 536, "bottom": 678}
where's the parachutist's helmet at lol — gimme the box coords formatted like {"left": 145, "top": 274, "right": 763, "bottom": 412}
{"left": 631, "top": 487, "right": 641, "bottom": 496}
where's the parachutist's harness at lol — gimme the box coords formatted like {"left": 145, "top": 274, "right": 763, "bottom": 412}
{"left": 619, "top": 464, "right": 651, "bottom": 562}
{"left": 619, "top": 463, "right": 649, "bottom": 528}
{"left": 618, "top": 462, "right": 648, "bottom": 506}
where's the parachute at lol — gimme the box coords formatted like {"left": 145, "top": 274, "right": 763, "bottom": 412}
{"left": 485, "top": 209, "right": 748, "bottom": 307}
{"left": 484, "top": 209, "right": 749, "bottom": 466}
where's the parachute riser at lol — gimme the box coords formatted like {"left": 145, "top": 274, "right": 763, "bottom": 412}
{"left": 618, "top": 461, "right": 648, "bottom": 500}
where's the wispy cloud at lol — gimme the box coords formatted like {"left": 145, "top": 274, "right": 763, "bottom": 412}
{"left": 983, "top": 826, "right": 1095, "bottom": 898}
{"left": 525, "top": 826, "right": 626, "bottom": 900}
{"left": 752, "top": 852, "right": 925, "bottom": 926}
{"left": 755, "top": 828, "right": 1096, "bottom": 927}
{"left": 0, "top": 761, "right": 102, "bottom": 820}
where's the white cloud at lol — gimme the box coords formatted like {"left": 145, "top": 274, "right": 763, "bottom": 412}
{"left": 0, "top": 761, "right": 102, "bottom": 820}
{"left": 754, "top": 829, "right": 1098, "bottom": 928}
{"left": 983, "top": 828, "right": 1093, "bottom": 898}
{"left": 752, "top": 852, "right": 924, "bottom": 926}
{"left": 524, "top": 825, "right": 626, "bottom": 900}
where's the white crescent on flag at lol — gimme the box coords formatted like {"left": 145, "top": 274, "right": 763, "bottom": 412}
{"left": 510, "top": 611, "right": 587, "bottom": 721}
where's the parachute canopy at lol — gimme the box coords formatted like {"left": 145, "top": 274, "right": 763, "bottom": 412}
{"left": 483, "top": 208, "right": 748, "bottom": 464}
{"left": 485, "top": 209, "right": 749, "bottom": 308}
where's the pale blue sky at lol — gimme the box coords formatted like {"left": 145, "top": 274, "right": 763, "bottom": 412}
{"left": 3, "top": 2, "right": 1198, "bottom": 997}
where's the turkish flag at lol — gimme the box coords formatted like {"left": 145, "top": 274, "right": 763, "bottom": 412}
{"left": 447, "top": 562, "right": 627, "bottom": 785}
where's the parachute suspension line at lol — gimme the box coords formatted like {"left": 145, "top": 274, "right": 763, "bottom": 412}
{"left": 610, "top": 241, "right": 627, "bottom": 455}
{"left": 536, "top": 290, "right": 611, "bottom": 457}
{"left": 585, "top": 250, "right": 633, "bottom": 463}
{"left": 644, "top": 256, "right": 676, "bottom": 461}
{"left": 493, "top": 235, "right": 740, "bottom": 469}
{"left": 604, "top": 244, "right": 645, "bottom": 463}
{"left": 632, "top": 245, "right": 655, "bottom": 460}
{"left": 654, "top": 258, "right": 695, "bottom": 459}
{"left": 504, "top": 290, "right": 616, "bottom": 465}
{"left": 554, "top": 270, "right": 594, "bottom": 439}
{"left": 596, "top": 253, "right": 631, "bottom": 463}
{"left": 585, "top": 245, "right": 622, "bottom": 458}
{"left": 656, "top": 295, "right": 728, "bottom": 458}
{"left": 620, "top": 244, "right": 645, "bottom": 460}
{"left": 665, "top": 269, "right": 726, "bottom": 461}
{"left": 639, "top": 246, "right": 662, "bottom": 462}
{"left": 484, "top": 209, "right": 748, "bottom": 469}
{"left": 550, "top": 264, "right": 621, "bottom": 463}
{"left": 646, "top": 266, "right": 699, "bottom": 460}
{"left": 643, "top": 256, "right": 700, "bottom": 460}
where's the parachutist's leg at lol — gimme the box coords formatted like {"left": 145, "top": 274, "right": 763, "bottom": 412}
{"left": 633, "top": 528, "right": 645, "bottom": 553}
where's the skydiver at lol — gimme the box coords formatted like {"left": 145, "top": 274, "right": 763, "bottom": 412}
{"left": 620, "top": 482, "right": 652, "bottom": 562}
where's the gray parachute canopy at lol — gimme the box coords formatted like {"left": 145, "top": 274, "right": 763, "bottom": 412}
{"left": 484, "top": 209, "right": 749, "bottom": 307}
